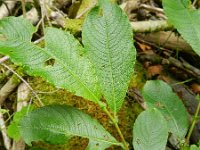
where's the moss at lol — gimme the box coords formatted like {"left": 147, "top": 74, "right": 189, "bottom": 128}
{"left": 129, "top": 61, "right": 147, "bottom": 89}
{"left": 27, "top": 62, "right": 145, "bottom": 149}
{"left": 64, "top": 18, "right": 84, "bottom": 36}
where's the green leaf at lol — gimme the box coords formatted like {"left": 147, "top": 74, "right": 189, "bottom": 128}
{"left": 7, "top": 106, "right": 34, "bottom": 140}
{"left": 82, "top": 0, "right": 136, "bottom": 112}
{"left": 142, "top": 80, "right": 189, "bottom": 138}
{"left": 163, "top": 0, "right": 200, "bottom": 56}
{"left": 190, "top": 145, "right": 200, "bottom": 150}
{"left": 133, "top": 108, "right": 168, "bottom": 150}
{"left": 0, "top": 17, "right": 36, "bottom": 41}
{"left": 0, "top": 17, "right": 101, "bottom": 103}
{"left": 86, "top": 140, "right": 112, "bottom": 150}
{"left": 7, "top": 122, "right": 20, "bottom": 140}
{"left": 19, "top": 105, "right": 121, "bottom": 147}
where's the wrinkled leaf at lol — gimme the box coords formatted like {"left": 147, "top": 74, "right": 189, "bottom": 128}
{"left": 163, "top": 0, "right": 200, "bottom": 56}
{"left": 133, "top": 109, "right": 168, "bottom": 150}
{"left": 82, "top": 0, "right": 136, "bottom": 112}
{"left": 0, "top": 17, "right": 101, "bottom": 103}
{"left": 19, "top": 105, "right": 121, "bottom": 147}
{"left": 142, "top": 80, "right": 189, "bottom": 138}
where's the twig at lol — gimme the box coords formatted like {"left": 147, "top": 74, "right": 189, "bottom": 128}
{"left": 135, "top": 31, "right": 194, "bottom": 55}
{"left": 0, "top": 56, "right": 9, "bottom": 64}
{"left": 1, "top": 63, "right": 44, "bottom": 106}
{"left": 33, "top": 36, "right": 44, "bottom": 44}
{"left": 21, "top": 0, "right": 26, "bottom": 18}
{"left": 131, "top": 20, "right": 173, "bottom": 33}
{"left": 140, "top": 4, "right": 165, "bottom": 14}
{"left": 193, "top": 0, "right": 198, "bottom": 7}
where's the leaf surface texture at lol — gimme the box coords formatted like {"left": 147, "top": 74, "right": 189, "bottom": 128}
{"left": 82, "top": 0, "right": 136, "bottom": 112}
{"left": 19, "top": 105, "right": 120, "bottom": 147}
{"left": 133, "top": 109, "right": 168, "bottom": 150}
{"left": 0, "top": 17, "right": 101, "bottom": 103}
{"left": 142, "top": 80, "right": 189, "bottom": 138}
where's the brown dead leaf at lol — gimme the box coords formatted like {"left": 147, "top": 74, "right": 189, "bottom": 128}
{"left": 147, "top": 65, "right": 163, "bottom": 78}
{"left": 191, "top": 83, "right": 200, "bottom": 94}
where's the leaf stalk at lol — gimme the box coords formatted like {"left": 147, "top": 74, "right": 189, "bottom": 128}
{"left": 102, "top": 107, "right": 129, "bottom": 150}
{"left": 185, "top": 95, "right": 200, "bottom": 144}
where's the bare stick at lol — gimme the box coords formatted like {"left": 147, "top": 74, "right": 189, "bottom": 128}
{"left": 131, "top": 20, "right": 173, "bottom": 33}
{"left": 140, "top": 4, "right": 165, "bottom": 14}
{"left": 0, "top": 56, "right": 9, "bottom": 64}
{"left": 193, "top": 0, "right": 199, "bottom": 7}
{"left": 21, "top": 0, "right": 26, "bottom": 18}
{"left": 1, "top": 63, "right": 44, "bottom": 106}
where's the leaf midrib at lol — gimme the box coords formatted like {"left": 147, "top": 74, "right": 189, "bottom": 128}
{"left": 6, "top": 39, "right": 100, "bottom": 103}
{"left": 103, "top": 7, "right": 116, "bottom": 113}
{"left": 21, "top": 125, "right": 121, "bottom": 146}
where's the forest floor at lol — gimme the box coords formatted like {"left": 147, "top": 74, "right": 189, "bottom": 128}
{"left": 0, "top": 0, "right": 200, "bottom": 150}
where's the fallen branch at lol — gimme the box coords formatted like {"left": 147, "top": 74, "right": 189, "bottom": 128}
{"left": 131, "top": 20, "right": 173, "bottom": 33}
{"left": 135, "top": 31, "right": 194, "bottom": 55}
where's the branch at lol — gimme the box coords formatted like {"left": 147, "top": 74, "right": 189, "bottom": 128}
{"left": 131, "top": 20, "right": 173, "bottom": 33}
{"left": 135, "top": 31, "right": 194, "bottom": 55}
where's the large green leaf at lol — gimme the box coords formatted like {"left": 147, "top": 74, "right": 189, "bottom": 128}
{"left": 133, "top": 109, "right": 168, "bottom": 150}
{"left": 142, "top": 80, "right": 189, "bottom": 138}
{"left": 0, "top": 17, "right": 101, "bottom": 103}
{"left": 82, "top": 0, "right": 136, "bottom": 112}
{"left": 19, "top": 105, "right": 121, "bottom": 148}
{"left": 163, "top": 0, "right": 200, "bottom": 56}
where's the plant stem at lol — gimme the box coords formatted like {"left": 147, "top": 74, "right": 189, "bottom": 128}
{"left": 185, "top": 95, "right": 200, "bottom": 144}
{"left": 103, "top": 107, "right": 129, "bottom": 150}
{"left": 21, "top": 0, "right": 26, "bottom": 18}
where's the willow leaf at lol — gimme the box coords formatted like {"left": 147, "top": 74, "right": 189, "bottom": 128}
{"left": 133, "top": 109, "right": 168, "bottom": 150}
{"left": 19, "top": 105, "right": 121, "bottom": 147}
{"left": 163, "top": 0, "right": 200, "bottom": 56}
{"left": 0, "top": 17, "right": 101, "bottom": 103}
{"left": 142, "top": 80, "right": 189, "bottom": 138}
{"left": 82, "top": 0, "right": 136, "bottom": 112}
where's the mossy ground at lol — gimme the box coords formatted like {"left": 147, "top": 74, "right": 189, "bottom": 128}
{"left": 25, "top": 62, "right": 145, "bottom": 150}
